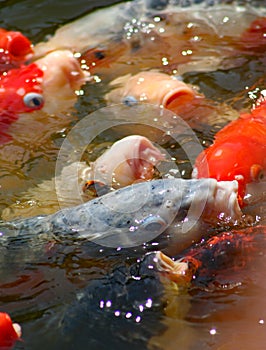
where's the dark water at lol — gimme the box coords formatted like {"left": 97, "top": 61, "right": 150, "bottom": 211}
{"left": 0, "top": 0, "right": 122, "bottom": 42}
{"left": 0, "top": 1, "right": 265, "bottom": 349}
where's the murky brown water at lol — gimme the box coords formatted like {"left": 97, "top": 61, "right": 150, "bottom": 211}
{"left": 0, "top": 1, "right": 265, "bottom": 349}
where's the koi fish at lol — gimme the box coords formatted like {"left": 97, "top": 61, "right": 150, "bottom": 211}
{"left": 0, "top": 63, "right": 44, "bottom": 143}
{"left": 33, "top": 0, "right": 264, "bottom": 78}
{"left": 0, "top": 49, "right": 86, "bottom": 143}
{"left": 193, "top": 94, "right": 266, "bottom": 207}
{"left": 0, "top": 178, "right": 241, "bottom": 249}
{"left": 83, "top": 135, "right": 165, "bottom": 190}
{"left": 34, "top": 50, "right": 87, "bottom": 115}
{"left": 0, "top": 28, "right": 33, "bottom": 72}
{"left": 0, "top": 312, "right": 21, "bottom": 350}
{"left": 2, "top": 135, "right": 164, "bottom": 220}
{"left": 106, "top": 71, "right": 196, "bottom": 108}
{"left": 105, "top": 70, "right": 239, "bottom": 129}
{"left": 59, "top": 225, "right": 265, "bottom": 349}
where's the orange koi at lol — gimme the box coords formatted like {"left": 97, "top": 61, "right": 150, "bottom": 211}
{"left": 193, "top": 95, "right": 266, "bottom": 207}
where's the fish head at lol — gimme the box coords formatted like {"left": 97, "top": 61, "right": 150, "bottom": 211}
{"left": 0, "top": 50, "right": 87, "bottom": 118}
{"left": 34, "top": 50, "right": 87, "bottom": 114}
{"left": 0, "top": 312, "right": 21, "bottom": 349}
{"left": 107, "top": 71, "right": 196, "bottom": 108}
{"left": 0, "top": 63, "right": 44, "bottom": 115}
{"left": 0, "top": 28, "right": 33, "bottom": 71}
{"left": 193, "top": 136, "right": 266, "bottom": 207}
{"left": 91, "top": 135, "right": 165, "bottom": 188}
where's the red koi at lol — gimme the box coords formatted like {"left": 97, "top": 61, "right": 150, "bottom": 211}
{"left": 0, "top": 28, "right": 33, "bottom": 72}
{"left": 159, "top": 225, "right": 265, "bottom": 287}
{"left": 193, "top": 95, "right": 266, "bottom": 207}
{"left": 0, "top": 312, "right": 21, "bottom": 349}
{"left": 0, "top": 63, "right": 44, "bottom": 143}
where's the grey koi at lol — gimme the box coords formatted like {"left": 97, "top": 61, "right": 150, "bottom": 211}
{"left": 0, "top": 178, "right": 241, "bottom": 248}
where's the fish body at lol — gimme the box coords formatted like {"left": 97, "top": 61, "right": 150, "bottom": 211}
{"left": 0, "top": 28, "right": 33, "bottom": 72}
{"left": 0, "top": 178, "right": 241, "bottom": 248}
{"left": 33, "top": 0, "right": 264, "bottom": 77}
{"left": 58, "top": 225, "right": 265, "bottom": 350}
{"left": 182, "top": 225, "right": 266, "bottom": 284}
{"left": 1, "top": 135, "right": 165, "bottom": 220}
{"left": 0, "top": 312, "right": 21, "bottom": 350}
{"left": 193, "top": 96, "right": 266, "bottom": 206}
{"left": 58, "top": 252, "right": 168, "bottom": 350}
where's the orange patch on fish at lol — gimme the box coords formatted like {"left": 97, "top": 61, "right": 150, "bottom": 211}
{"left": 194, "top": 95, "right": 266, "bottom": 207}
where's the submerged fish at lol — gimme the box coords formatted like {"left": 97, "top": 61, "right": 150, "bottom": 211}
{"left": 0, "top": 28, "right": 33, "bottom": 72}
{"left": 0, "top": 178, "right": 241, "bottom": 248}
{"left": 193, "top": 94, "right": 266, "bottom": 207}
{"left": 57, "top": 251, "right": 188, "bottom": 350}
{"left": 0, "top": 312, "right": 21, "bottom": 350}
{"left": 33, "top": 0, "right": 265, "bottom": 78}
{"left": 57, "top": 225, "right": 265, "bottom": 350}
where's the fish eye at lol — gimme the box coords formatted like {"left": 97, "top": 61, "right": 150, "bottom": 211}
{"left": 94, "top": 50, "right": 105, "bottom": 60}
{"left": 23, "top": 92, "right": 44, "bottom": 109}
{"left": 140, "top": 215, "right": 167, "bottom": 232}
{"left": 122, "top": 95, "right": 138, "bottom": 107}
{"left": 250, "top": 164, "right": 265, "bottom": 182}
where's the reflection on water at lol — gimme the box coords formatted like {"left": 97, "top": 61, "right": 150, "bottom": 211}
{"left": 0, "top": 0, "right": 265, "bottom": 349}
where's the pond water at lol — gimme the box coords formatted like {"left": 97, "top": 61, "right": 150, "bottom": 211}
{"left": 0, "top": 0, "right": 265, "bottom": 349}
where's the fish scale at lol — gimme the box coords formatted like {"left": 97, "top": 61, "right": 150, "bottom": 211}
{"left": 0, "top": 178, "right": 241, "bottom": 248}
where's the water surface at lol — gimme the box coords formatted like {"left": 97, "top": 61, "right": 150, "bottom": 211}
{"left": 0, "top": 1, "right": 265, "bottom": 349}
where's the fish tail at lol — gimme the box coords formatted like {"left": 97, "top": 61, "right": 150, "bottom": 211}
{"left": 0, "top": 215, "right": 51, "bottom": 241}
